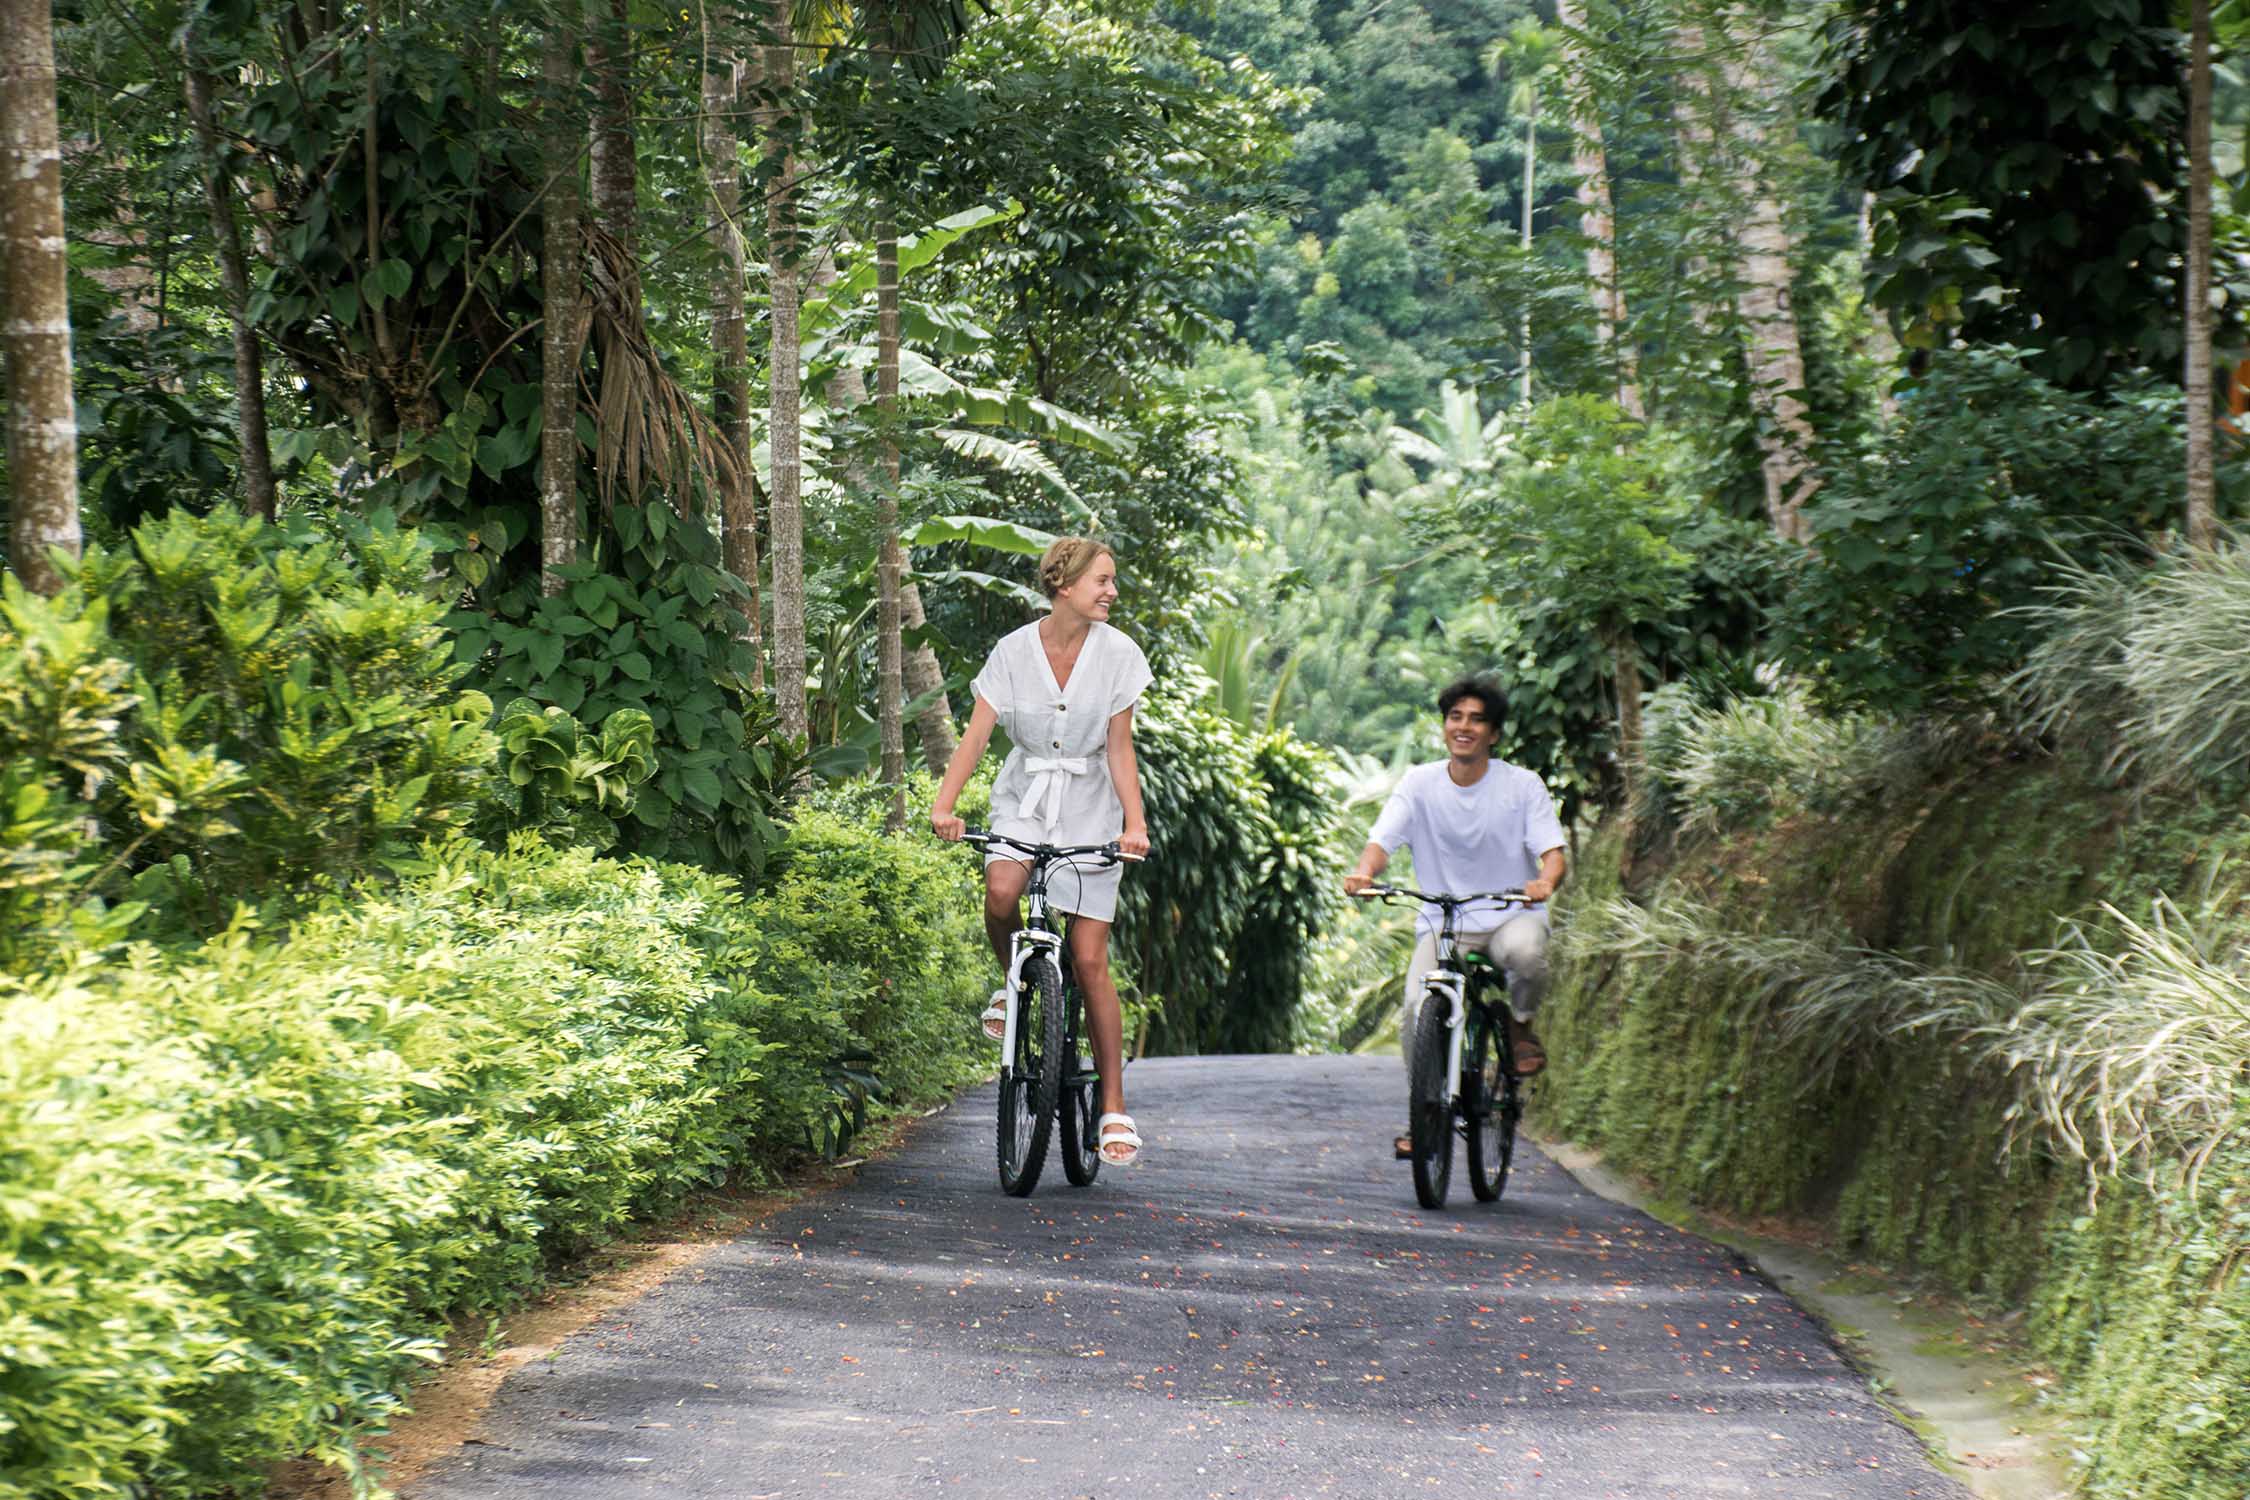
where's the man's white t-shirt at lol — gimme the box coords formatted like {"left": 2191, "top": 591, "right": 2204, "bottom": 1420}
{"left": 1368, "top": 759, "right": 1567, "bottom": 937}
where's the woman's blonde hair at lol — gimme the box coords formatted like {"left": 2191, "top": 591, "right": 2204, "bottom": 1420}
{"left": 1038, "top": 536, "right": 1114, "bottom": 599}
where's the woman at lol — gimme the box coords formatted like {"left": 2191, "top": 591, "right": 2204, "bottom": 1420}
{"left": 929, "top": 537, "right": 1152, "bottom": 1166}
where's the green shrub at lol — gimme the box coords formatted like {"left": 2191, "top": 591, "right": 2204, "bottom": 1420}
{"left": 449, "top": 502, "right": 796, "bottom": 880}
{"left": 1217, "top": 729, "right": 1346, "bottom": 1052}
{"left": 1785, "top": 349, "right": 2183, "bottom": 709}
{"left": 72, "top": 507, "right": 498, "bottom": 893}
{"left": 0, "top": 825, "right": 990, "bottom": 1499}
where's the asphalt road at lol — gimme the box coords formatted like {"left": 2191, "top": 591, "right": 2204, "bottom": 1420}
{"left": 413, "top": 1055, "right": 1971, "bottom": 1499}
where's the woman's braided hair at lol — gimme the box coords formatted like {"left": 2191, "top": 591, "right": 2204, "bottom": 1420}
{"left": 1038, "top": 536, "right": 1114, "bottom": 599}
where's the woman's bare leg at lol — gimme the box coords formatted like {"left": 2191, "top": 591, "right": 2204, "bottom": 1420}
{"left": 1068, "top": 917, "right": 1129, "bottom": 1126}
{"left": 982, "top": 860, "right": 1029, "bottom": 969}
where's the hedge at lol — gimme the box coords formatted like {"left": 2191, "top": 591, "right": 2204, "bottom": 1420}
{"left": 0, "top": 818, "right": 991, "bottom": 1500}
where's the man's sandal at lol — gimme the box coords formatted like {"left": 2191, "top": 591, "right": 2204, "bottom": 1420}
{"left": 1512, "top": 1031, "right": 1547, "bottom": 1075}
{"left": 1097, "top": 1112, "right": 1142, "bottom": 1166}
{"left": 980, "top": 989, "right": 1008, "bottom": 1043}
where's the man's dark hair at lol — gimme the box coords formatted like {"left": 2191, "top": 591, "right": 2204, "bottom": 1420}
{"left": 1436, "top": 674, "right": 1507, "bottom": 726}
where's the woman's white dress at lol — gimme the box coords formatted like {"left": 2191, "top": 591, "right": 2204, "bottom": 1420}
{"left": 972, "top": 619, "right": 1152, "bottom": 921}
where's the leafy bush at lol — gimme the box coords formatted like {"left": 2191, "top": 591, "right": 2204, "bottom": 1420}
{"left": 1785, "top": 349, "right": 2183, "bottom": 709}
{"left": 476, "top": 696, "right": 658, "bottom": 850}
{"left": 1216, "top": 729, "right": 1346, "bottom": 1052}
{"left": 0, "top": 826, "right": 990, "bottom": 1499}
{"left": 449, "top": 502, "right": 796, "bottom": 879}
{"left": 78, "top": 508, "right": 499, "bottom": 889}
{"left": 1116, "top": 681, "right": 1342, "bottom": 1054}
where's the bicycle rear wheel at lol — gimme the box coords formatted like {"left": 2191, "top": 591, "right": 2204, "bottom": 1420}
{"left": 1407, "top": 990, "right": 1454, "bottom": 1209}
{"left": 999, "top": 955, "right": 1064, "bottom": 1196}
{"left": 1057, "top": 981, "right": 1102, "bottom": 1187}
{"left": 1465, "top": 1003, "right": 1518, "bottom": 1203}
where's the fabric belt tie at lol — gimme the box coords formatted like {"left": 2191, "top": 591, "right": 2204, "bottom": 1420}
{"left": 1021, "top": 754, "right": 1095, "bottom": 837}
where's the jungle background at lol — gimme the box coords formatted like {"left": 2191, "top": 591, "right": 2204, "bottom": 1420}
{"left": 3, "top": 0, "right": 2250, "bottom": 1495}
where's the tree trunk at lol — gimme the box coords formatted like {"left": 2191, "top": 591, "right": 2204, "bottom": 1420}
{"left": 706, "top": 48, "right": 763, "bottom": 677}
{"left": 1553, "top": 0, "right": 1642, "bottom": 422}
{"left": 588, "top": 0, "right": 638, "bottom": 267}
{"left": 762, "top": 0, "right": 809, "bottom": 743}
{"left": 876, "top": 213, "right": 906, "bottom": 829}
{"left": 1720, "top": 39, "right": 1818, "bottom": 544}
{"left": 1, "top": 0, "right": 79, "bottom": 594}
{"left": 2187, "top": 0, "right": 2218, "bottom": 550}
{"left": 815, "top": 245, "right": 958, "bottom": 775}
{"left": 540, "top": 20, "right": 585, "bottom": 594}
{"left": 1605, "top": 622, "right": 1643, "bottom": 818}
{"left": 181, "top": 39, "right": 278, "bottom": 521}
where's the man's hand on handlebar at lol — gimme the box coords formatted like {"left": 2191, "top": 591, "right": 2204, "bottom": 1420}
{"left": 1343, "top": 872, "right": 1377, "bottom": 897}
{"left": 930, "top": 807, "right": 966, "bottom": 842}
{"left": 1522, "top": 877, "right": 1556, "bottom": 903}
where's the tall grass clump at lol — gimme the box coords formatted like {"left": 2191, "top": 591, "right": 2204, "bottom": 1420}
{"left": 1635, "top": 675, "right": 1947, "bottom": 838}
{"left": 2015, "top": 536, "right": 2250, "bottom": 790}
{"left": 1997, "top": 898, "right": 2250, "bottom": 1189}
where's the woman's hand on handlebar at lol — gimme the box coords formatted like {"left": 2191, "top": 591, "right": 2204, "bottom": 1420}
{"left": 930, "top": 806, "right": 966, "bottom": 842}
{"left": 1118, "top": 823, "right": 1150, "bottom": 861}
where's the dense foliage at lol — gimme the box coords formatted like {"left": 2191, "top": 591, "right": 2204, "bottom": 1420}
{"left": 0, "top": 826, "right": 991, "bottom": 1498}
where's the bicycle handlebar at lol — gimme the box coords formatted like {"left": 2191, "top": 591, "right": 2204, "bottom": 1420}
{"left": 960, "top": 827, "right": 1143, "bottom": 864}
{"left": 1353, "top": 883, "right": 1530, "bottom": 907}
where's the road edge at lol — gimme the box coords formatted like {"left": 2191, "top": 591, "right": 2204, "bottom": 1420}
{"left": 1534, "top": 1132, "right": 2077, "bottom": 1500}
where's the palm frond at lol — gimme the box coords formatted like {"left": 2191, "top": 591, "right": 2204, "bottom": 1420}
{"left": 584, "top": 226, "right": 742, "bottom": 514}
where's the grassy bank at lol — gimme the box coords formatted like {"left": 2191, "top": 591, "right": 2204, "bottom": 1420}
{"left": 1535, "top": 738, "right": 2250, "bottom": 1499}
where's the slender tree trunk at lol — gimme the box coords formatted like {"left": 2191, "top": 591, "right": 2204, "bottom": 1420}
{"left": 1520, "top": 104, "right": 1536, "bottom": 407}
{"left": 706, "top": 49, "right": 763, "bottom": 677}
{"left": 1720, "top": 39, "right": 1818, "bottom": 544}
{"left": 1, "top": 0, "right": 79, "bottom": 594}
{"left": 182, "top": 30, "right": 278, "bottom": 521}
{"left": 540, "top": 19, "right": 585, "bottom": 594}
{"left": 1605, "top": 622, "right": 1643, "bottom": 818}
{"left": 763, "top": 0, "right": 809, "bottom": 742}
{"left": 1553, "top": 0, "right": 1642, "bottom": 422}
{"left": 815, "top": 243, "right": 958, "bottom": 772}
{"left": 876, "top": 213, "right": 906, "bottom": 829}
{"left": 2187, "top": 0, "right": 2219, "bottom": 550}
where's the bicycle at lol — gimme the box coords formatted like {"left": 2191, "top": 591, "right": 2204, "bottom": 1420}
{"left": 1354, "top": 884, "right": 1534, "bottom": 1210}
{"left": 963, "top": 828, "right": 1127, "bottom": 1197}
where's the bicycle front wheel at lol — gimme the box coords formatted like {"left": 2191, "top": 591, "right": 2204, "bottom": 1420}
{"left": 1407, "top": 992, "right": 1454, "bottom": 1210}
{"left": 1465, "top": 1004, "right": 1517, "bottom": 1203}
{"left": 998, "top": 955, "right": 1064, "bottom": 1196}
{"left": 1057, "top": 983, "right": 1102, "bottom": 1187}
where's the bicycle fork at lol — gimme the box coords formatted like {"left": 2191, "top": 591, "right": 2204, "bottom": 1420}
{"left": 1422, "top": 970, "right": 1468, "bottom": 1109}
{"left": 1000, "top": 926, "right": 1063, "bottom": 1062}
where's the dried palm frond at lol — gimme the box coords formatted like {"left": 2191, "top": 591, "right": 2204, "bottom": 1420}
{"left": 583, "top": 224, "right": 745, "bottom": 515}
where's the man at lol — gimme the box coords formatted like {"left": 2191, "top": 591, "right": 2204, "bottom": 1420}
{"left": 1343, "top": 675, "right": 1567, "bottom": 1153}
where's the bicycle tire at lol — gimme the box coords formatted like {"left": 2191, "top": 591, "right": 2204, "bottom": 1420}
{"left": 998, "top": 955, "right": 1063, "bottom": 1196}
{"left": 1407, "top": 987, "right": 1454, "bottom": 1209}
{"left": 1465, "top": 1002, "right": 1517, "bottom": 1203}
{"left": 1057, "top": 979, "right": 1102, "bottom": 1187}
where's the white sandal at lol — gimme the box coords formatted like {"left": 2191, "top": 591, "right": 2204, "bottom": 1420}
{"left": 980, "top": 988, "right": 1007, "bottom": 1043}
{"left": 1096, "top": 1112, "right": 1142, "bottom": 1166}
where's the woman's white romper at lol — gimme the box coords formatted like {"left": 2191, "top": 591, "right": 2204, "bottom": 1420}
{"left": 972, "top": 619, "right": 1152, "bottom": 921}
